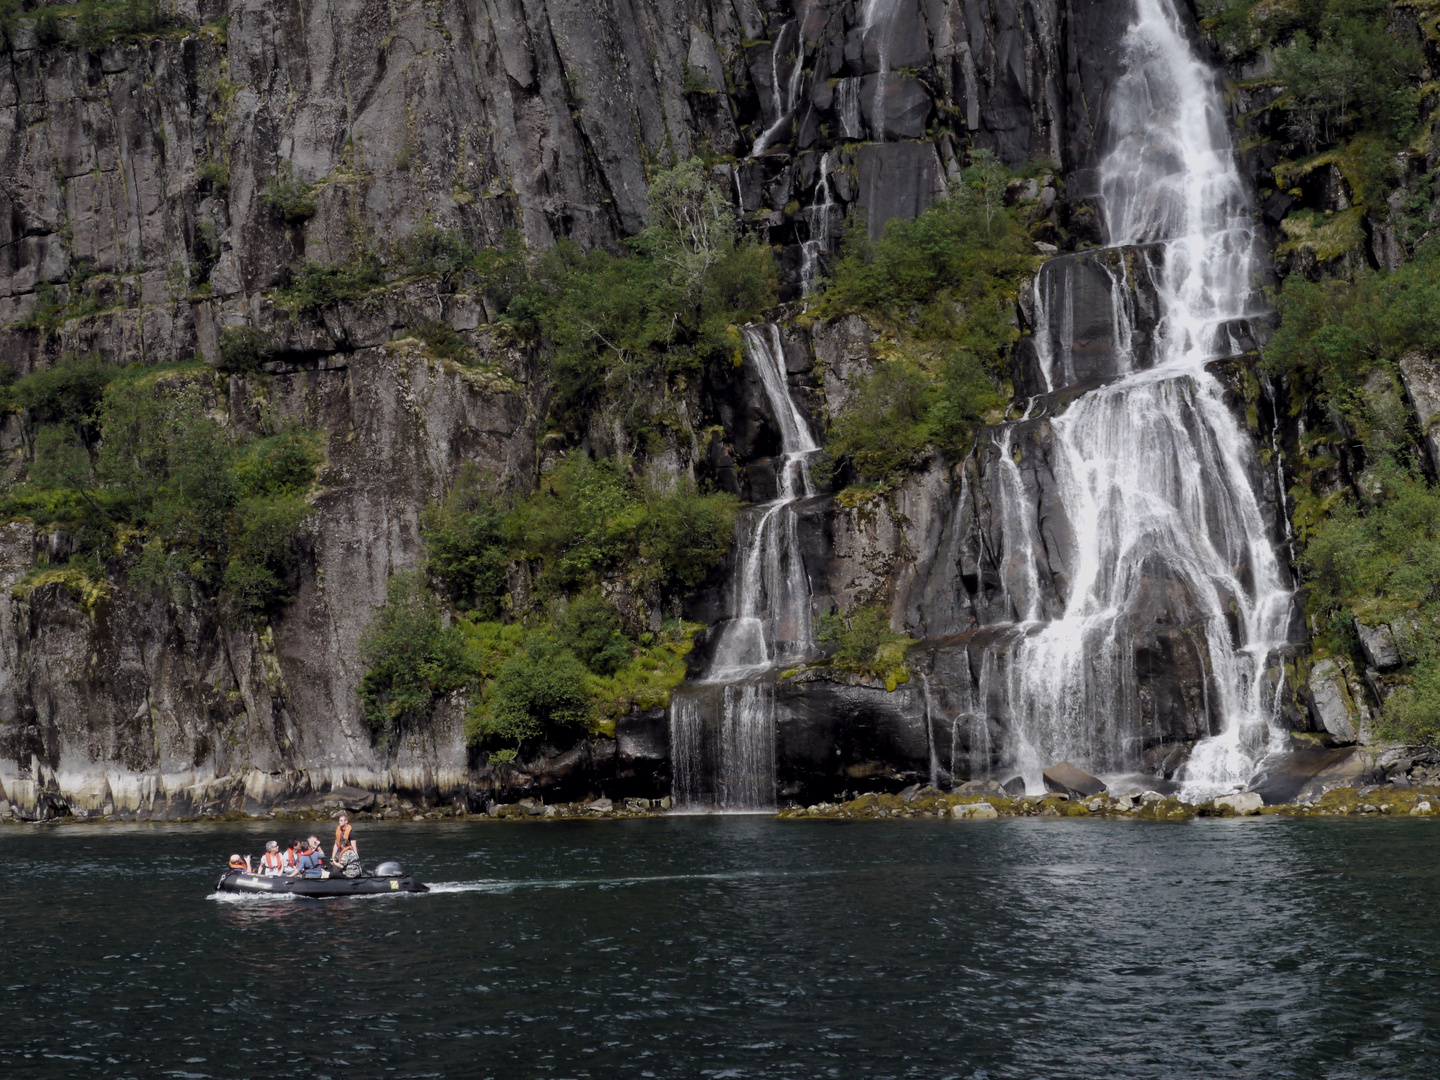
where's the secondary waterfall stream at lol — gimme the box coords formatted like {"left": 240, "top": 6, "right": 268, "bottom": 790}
{"left": 670, "top": 325, "right": 818, "bottom": 809}
{"left": 983, "top": 0, "right": 1293, "bottom": 799}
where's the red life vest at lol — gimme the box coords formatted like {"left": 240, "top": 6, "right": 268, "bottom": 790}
{"left": 262, "top": 850, "right": 284, "bottom": 872}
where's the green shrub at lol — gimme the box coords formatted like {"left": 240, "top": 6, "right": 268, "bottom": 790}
{"left": 3, "top": 363, "right": 319, "bottom": 616}
{"left": 420, "top": 464, "right": 510, "bottom": 617}
{"left": 261, "top": 164, "right": 317, "bottom": 223}
{"left": 823, "top": 362, "right": 932, "bottom": 482}
{"left": 34, "top": 8, "right": 63, "bottom": 46}
{"left": 281, "top": 259, "right": 383, "bottom": 310}
{"left": 196, "top": 155, "right": 229, "bottom": 193}
{"left": 821, "top": 352, "right": 998, "bottom": 483}
{"left": 819, "top": 188, "right": 1031, "bottom": 364}
{"left": 359, "top": 571, "right": 475, "bottom": 744}
{"left": 503, "top": 452, "right": 740, "bottom": 597}
{"left": 517, "top": 157, "right": 779, "bottom": 433}
{"left": 816, "top": 604, "right": 913, "bottom": 686}
{"left": 552, "top": 591, "right": 631, "bottom": 676}
{"left": 1263, "top": 237, "right": 1440, "bottom": 408}
{"left": 216, "top": 326, "right": 272, "bottom": 371}
{"left": 470, "top": 633, "right": 592, "bottom": 743}
{"left": 406, "top": 320, "right": 472, "bottom": 363}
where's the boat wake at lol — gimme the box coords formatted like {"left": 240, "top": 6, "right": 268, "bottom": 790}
{"left": 427, "top": 868, "right": 833, "bottom": 895}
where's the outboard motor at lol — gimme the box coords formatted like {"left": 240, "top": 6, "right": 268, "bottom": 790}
{"left": 374, "top": 861, "right": 404, "bottom": 878}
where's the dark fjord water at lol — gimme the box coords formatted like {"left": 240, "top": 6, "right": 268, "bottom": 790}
{"left": 3, "top": 817, "right": 1439, "bottom": 1079}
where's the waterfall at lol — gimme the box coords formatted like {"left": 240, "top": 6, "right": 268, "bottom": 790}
{"left": 800, "top": 153, "right": 836, "bottom": 296}
{"left": 987, "top": 0, "right": 1292, "bottom": 799}
{"left": 751, "top": 13, "right": 809, "bottom": 156}
{"left": 837, "top": 77, "right": 863, "bottom": 139}
{"left": 862, "top": 0, "right": 901, "bottom": 140}
{"left": 670, "top": 324, "right": 819, "bottom": 809}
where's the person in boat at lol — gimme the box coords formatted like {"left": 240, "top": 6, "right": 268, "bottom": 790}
{"left": 259, "top": 840, "right": 286, "bottom": 876}
{"left": 332, "top": 838, "right": 363, "bottom": 879}
{"left": 282, "top": 839, "right": 303, "bottom": 875}
{"left": 331, "top": 813, "right": 355, "bottom": 861}
{"left": 228, "top": 854, "right": 251, "bottom": 874}
{"left": 296, "top": 836, "right": 327, "bottom": 879}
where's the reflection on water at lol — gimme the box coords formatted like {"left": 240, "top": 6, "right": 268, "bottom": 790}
{"left": 3, "top": 817, "right": 1439, "bottom": 1078}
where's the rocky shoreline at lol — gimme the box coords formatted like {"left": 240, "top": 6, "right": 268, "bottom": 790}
{"left": 7, "top": 783, "right": 1440, "bottom": 827}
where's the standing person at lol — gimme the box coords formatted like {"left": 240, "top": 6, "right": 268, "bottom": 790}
{"left": 331, "top": 813, "right": 355, "bottom": 861}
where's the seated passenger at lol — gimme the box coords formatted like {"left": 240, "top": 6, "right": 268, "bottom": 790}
{"left": 282, "top": 839, "right": 303, "bottom": 875}
{"left": 297, "top": 837, "right": 326, "bottom": 879}
{"left": 259, "top": 840, "right": 285, "bottom": 876}
{"left": 228, "top": 854, "right": 251, "bottom": 873}
{"left": 333, "top": 840, "right": 363, "bottom": 879}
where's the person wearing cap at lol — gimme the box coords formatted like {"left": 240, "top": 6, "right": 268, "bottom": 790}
{"left": 331, "top": 813, "right": 355, "bottom": 861}
{"left": 227, "top": 854, "right": 252, "bottom": 874}
{"left": 259, "top": 840, "right": 285, "bottom": 876}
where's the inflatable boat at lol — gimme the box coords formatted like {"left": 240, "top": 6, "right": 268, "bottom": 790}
{"left": 215, "top": 860, "right": 429, "bottom": 897}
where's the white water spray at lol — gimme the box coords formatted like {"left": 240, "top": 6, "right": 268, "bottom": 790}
{"left": 670, "top": 325, "right": 819, "bottom": 809}
{"left": 988, "top": 0, "right": 1292, "bottom": 799}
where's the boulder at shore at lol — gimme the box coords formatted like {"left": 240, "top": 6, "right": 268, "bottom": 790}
{"left": 1043, "top": 762, "right": 1107, "bottom": 800}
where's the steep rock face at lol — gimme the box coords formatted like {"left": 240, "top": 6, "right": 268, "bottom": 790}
{"left": 2, "top": 0, "right": 1129, "bottom": 367}
{"left": 0, "top": 0, "right": 1309, "bottom": 816}
{"left": 0, "top": 339, "right": 535, "bottom": 817}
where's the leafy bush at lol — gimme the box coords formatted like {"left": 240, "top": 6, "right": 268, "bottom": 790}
{"left": 406, "top": 320, "right": 472, "bottom": 363}
{"left": 470, "top": 633, "right": 592, "bottom": 743}
{"left": 505, "top": 452, "right": 740, "bottom": 597}
{"left": 552, "top": 591, "right": 631, "bottom": 676}
{"left": 359, "top": 571, "right": 475, "bottom": 744}
{"left": 420, "top": 464, "right": 510, "bottom": 617}
{"left": 819, "top": 185, "right": 1032, "bottom": 366}
{"left": 519, "top": 157, "right": 779, "bottom": 434}
{"left": 816, "top": 604, "right": 913, "bottom": 687}
{"left": 2, "top": 362, "right": 320, "bottom": 616}
{"left": 1262, "top": 237, "right": 1440, "bottom": 408}
{"left": 216, "top": 326, "right": 273, "bottom": 372}
{"left": 261, "top": 164, "right": 317, "bottom": 223}
{"left": 196, "top": 155, "right": 229, "bottom": 194}
{"left": 1199, "top": 0, "right": 1422, "bottom": 149}
{"left": 281, "top": 259, "right": 383, "bottom": 310}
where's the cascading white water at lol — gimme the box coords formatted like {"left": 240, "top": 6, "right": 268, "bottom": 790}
{"left": 862, "top": 0, "right": 901, "bottom": 140}
{"left": 989, "top": 0, "right": 1292, "bottom": 800}
{"left": 669, "top": 324, "right": 819, "bottom": 809}
{"left": 800, "top": 153, "right": 836, "bottom": 296}
{"left": 837, "top": 77, "right": 863, "bottom": 139}
{"left": 751, "top": 12, "right": 809, "bottom": 156}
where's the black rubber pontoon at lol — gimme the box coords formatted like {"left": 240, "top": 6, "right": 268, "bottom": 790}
{"left": 215, "top": 868, "right": 429, "bottom": 897}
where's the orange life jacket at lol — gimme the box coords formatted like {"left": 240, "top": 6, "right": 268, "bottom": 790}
{"left": 334, "top": 822, "right": 352, "bottom": 850}
{"left": 262, "top": 850, "right": 284, "bottom": 873}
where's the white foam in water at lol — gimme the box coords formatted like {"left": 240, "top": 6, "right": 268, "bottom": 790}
{"left": 989, "top": 0, "right": 1292, "bottom": 800}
